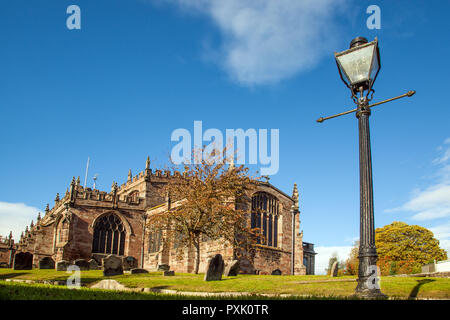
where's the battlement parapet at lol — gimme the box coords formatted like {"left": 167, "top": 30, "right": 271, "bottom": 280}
{"left": 70, "top": 185, "right": 145, "bottom": 208}
{"left": 116, "top": 168, "right": 183, "bottom": 193}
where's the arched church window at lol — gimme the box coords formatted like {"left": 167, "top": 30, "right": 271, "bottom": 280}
{"left": 92, "top": 214, "right": 126, "bottom": 255}
{"left": 58, "top": 219, "right": 69, "bottom": 243}
{"left": 148, "top": 230, "right": 162, "bottom": 253}
{"left": 251, "top": 192, "right": 279, "bottom": 247}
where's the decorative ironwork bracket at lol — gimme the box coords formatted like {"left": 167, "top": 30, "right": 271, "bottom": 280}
{"left": 316, "top": 90, "right": 416, "bottom": 123}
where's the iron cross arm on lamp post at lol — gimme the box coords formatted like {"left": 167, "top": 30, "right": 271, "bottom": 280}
{"left": 317, "top": 37, "right": 415, "bottom": 298}
{"left": 316, "top": 90, "right": 415, "bottom": 123}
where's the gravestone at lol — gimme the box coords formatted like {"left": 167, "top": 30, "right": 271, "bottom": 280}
{"left": 122, "top": 256, "right": 138, "bottom": 271}
{"left": 74, "top": 259, "right": 90, "bottom": 271}
{"left": 224, "top": 260, "right": 240, "bottom": 276}
{"left": 90, "top": 254, "right": 103, "bottom": 266}
{"left": 39, "top": 257, "right": 55, "bottom": 269}
{"left": 163, "top": 270, "right": 175, "bottom": 276}
{"left": 130, "top": 268, "right": 149, "bottom": 274}
{"left": 330, "top": 261, "right": 339, "bottom": 277}
{"left": 91, "top": 279, "right": 128, "bottom": 291}
{"left": 13, "top": 252, "right": 33, "bottom": 270}
{"left": 271, "top": 269, "right": 282, "bottom": 275}
{"left": 157, "top": 264, "right": 170, "bottom": 271}
{"left": 102, "top": 255, "right": 123, "bottom": 276}
{"left": 56, "top": 260, "right": 69, "bottom": 271}
{"left": 204, "top": 254, "right": 224, "bottom": 281}
{"left": 89, "top": 259, "right": 99, "bottom": 270}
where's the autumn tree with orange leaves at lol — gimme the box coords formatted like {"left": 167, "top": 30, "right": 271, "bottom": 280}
{"left": 147, "top": 148, "right": 261, "bottom": 274}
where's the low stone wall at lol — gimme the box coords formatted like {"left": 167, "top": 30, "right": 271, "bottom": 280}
{"left": 391, "top": 272, "right": 450, "bottom": 278}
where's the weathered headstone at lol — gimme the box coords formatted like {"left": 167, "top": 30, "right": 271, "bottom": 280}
{"left": 204, "top": 254, "right": 224, "bottom": 281}
{"left": 90, "top": 254, "right": 103, "bottom": 266}
{"left": 91, "top": 279, "right": 128, "bottom": 291}
{"left": 102, "top": 255, "right": 123, "bottom": 276}
{"left": 88, "top": 259, "right": 99, "bottom": 270}
{"left": 163, "top": 270, "right": 175, "bottom": 276}
{"left": 39, "top": 257, "right": 55, "bottom": 269}
{"left": 122, "top": 256, "right": 138, "bottom": 271}
{"left": 157, "top": 264, "right": 170, "bottom": 271}
{"left": 331, "top": 261, "right": 339, "bottom": 277}
{"left": 130, "top": 268, "right": 149, "bottom": 274}
{"left": 13, "top": 252, "right": 33, "bottom": 270}
{"left": 224, "top": 260, "right": 240, "bottom": 276}
{"left": 74, "top": 259, "right": 90, "bottom": 271}
{"left": 56, "top": 260, "right": 69, "bottom": 271}
{"left": 271, "top": 269, "right": 282, "bottom": 275}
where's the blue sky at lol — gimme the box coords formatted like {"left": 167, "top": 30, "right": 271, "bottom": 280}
{"left": 1, "top": 0, "right": 449, "bottom": 274}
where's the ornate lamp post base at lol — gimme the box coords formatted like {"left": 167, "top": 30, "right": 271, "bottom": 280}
{"left": 354, "top": 288, "right": 388, "bottom": 299}
{"left": 354, "top": 253, "right": 387, "bottom": 299}
{"left": 353, "top": 290, "right": 387, "bottom": 299}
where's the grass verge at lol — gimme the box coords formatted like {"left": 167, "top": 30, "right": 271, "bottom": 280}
{"left": 0, "top": 269, "right": 449, "bottom": 299}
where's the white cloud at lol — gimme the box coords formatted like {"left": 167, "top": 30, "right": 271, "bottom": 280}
{"left": 385, "top": 138, "right": 450, "bottom": 255}
{"left": 0, "top": 202, "right": 42, "bottom": 241}
{"left": 158, "top": 0, "right": 347, "bottom": 85}
{"left": 314, "top": 246, "right": 352, "bottom": 275}
{"left": 433, "top": 148, "right": 450, "bottom": 164}
{"left": 430, "top": 222, "right": 450, "bottom": 255}
{"left": 402, "top": 184, "right": 450, "bottom": 221}
{"left": 386, "top": 139, "right": 450, "bottom": 221}
{"left": 430, "top": 222, "right": 450, "bottom": 239}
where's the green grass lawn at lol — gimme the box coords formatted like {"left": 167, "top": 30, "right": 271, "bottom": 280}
{"left": 0, "top": 281, "right": 193, "bottom": 300}
{"left": 0, "top": 281, "right": 354, "bottom": 300}
{"left": 0, "top": 269, "right": 449, "bottom": 299}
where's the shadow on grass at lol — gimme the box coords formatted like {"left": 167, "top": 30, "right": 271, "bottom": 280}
{"left": 0, "top": 272, "right": 28, "bottom": 280}
{"left": 151, "top": 285, "right": 171, "bottom": 290}
{"left": 213, "top": 278, "right": 234, "bottom": 281}
{"left": 408, "top": 279, "right": 435, "bottom": 299}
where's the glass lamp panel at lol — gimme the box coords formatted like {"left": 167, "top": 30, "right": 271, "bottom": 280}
{"left": 369, "top": 48, "right": 380, "bottom": 82}
{"left": 336, "top": 43, "right": 375, "bottom": 85}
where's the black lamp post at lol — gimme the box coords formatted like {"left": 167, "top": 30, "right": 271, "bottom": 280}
{"left": 317, "top": 37, "right": 415, "bottom": 298}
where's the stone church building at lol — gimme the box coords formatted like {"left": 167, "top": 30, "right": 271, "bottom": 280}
{"left": 16, "top": 157, "right": 316, "bottom": 275}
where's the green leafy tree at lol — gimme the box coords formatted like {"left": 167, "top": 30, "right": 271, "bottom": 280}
{"left": 147, "top": 147, "right": 260, "bottom": 274}
{"left": 375, "top": 221, "right": 447, "bottom": 274}
{"left": 344, "top": 241, "right": 359, "bottom": 275}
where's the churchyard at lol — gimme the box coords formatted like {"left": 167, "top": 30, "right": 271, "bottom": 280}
{"left": 0, "top": 268, "right": 449, "bottom": 300}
